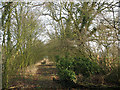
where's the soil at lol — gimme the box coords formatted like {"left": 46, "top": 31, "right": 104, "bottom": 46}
{"left": 7, "top": 59, "right": 120, "bottom": 90}
{"left": 9, "top": 59, "right": 64, "bottom": 89}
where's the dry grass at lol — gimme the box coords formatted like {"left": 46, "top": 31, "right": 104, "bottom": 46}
{"left": 9, "top": 59, "right": 62, "bottom": 89}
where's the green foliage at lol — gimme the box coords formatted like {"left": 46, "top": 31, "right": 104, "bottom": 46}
{"left": 56, "top": 56, "right": 77, "bottom": 82}
{"left": 58, "top": 69, "right": 76, "bottom": 82}
{"left": 55, "top": 55, "right": 104, "bottom": 83}
{"left": 73, "top": 57, "right": 105, "bottom": 77}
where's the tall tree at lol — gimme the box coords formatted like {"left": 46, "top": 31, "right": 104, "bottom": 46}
{"left": 1, "top": 2, "right": 13, "bottom": 88}
{"left": 42, "top": 1, "right": 117, "bottom": 60}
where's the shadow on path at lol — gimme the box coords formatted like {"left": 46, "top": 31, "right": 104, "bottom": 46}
{"left": 9, "top": 60, "right": 63, "bottom": 89}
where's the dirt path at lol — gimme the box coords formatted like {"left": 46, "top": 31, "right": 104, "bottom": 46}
{"left": 9, "top": 59, "right": 63, "bottom": 89}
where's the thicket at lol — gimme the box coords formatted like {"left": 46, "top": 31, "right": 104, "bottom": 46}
{"left": 55, "top": 55, "right": 105, "bottom": 83}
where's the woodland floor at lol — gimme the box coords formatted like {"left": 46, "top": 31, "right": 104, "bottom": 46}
{"left": 9, "top": 59, "right": 64, "bottom": 89}
{"left": 8, "top": 59, "right": 120, "bottom": 90}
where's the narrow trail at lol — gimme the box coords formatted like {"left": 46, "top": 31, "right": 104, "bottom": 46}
{"left": 9, "top": 59, "right": 119, "bottom": 90}
{"left": 10, "top": 59, "right": 63, "bottom": 89}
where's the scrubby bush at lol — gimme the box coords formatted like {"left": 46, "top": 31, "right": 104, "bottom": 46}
{"left": 58, "top": 69, "right": 76, "bottom": 82}
{"left": 55, "top": 56, "right": 77, "bottom": 83}
{"left": 55, "top": 55, "right": 104, "bottom": 83}
{"left": 73, "top": 57, "right": 105, "bottom": 77}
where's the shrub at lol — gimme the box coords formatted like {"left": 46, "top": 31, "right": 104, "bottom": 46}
{"left": 55, "top": 56, "right": 77, "bottom": 82}
{"left": 73, "top": 57, "right": 104, "bottom": 77}
{"left": 55, "top": 56, "right": 104, "bottom": 83}
{"left": 58, "top": 69, "right": 76, "bottom": 82}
